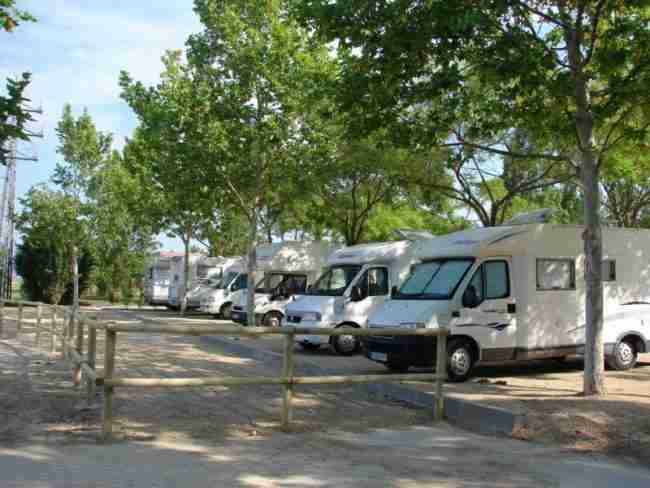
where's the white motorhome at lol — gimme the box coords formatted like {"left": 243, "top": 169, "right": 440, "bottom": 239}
{"left": 199, "top": 258, "right": 247, "bottom": 318}
{"left": 285, "top": 232, "right": 434, "bottom": 355}
{"left": 167, "top": 254, "right": 207, "bottom": 310}
{"left": 364, "top": 213, "right": 650, "bottom": 381}
{"left": 185, "top": 256, "right": 232, "bottom": 310}
{"left": 231, "top": 241, "right": 336, "bottom": 327}
{"left": 144, "top": 252, "right": 182, "bottom": 306}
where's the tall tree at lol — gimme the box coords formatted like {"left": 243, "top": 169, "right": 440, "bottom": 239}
{"left": 297, "top": 0, "right": 650, "bottom": 396}
{"left": 185, "top": 0, "right": 337, "bottom": 325}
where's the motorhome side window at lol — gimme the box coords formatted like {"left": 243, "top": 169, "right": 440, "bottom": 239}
{"left": 602, "top": 259, "right": 616, "bottom": 282}
{"left": 536, "top": 259, "right": 575, "bottom": 290}
{"left": 467, "top": 260, "right": 510, "bottom": 302}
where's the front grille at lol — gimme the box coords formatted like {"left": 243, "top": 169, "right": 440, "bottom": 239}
{"left": 287, "top": 315, "right": 302, "bottom": 324}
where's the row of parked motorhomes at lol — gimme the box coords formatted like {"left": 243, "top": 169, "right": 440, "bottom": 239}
{"left": 143, "top": 210, "right": 650, "bottom": 382}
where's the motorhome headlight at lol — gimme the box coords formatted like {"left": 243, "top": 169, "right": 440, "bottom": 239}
{"left": 301, "top": 312, "right": 322, "bottom": 322}
{"left": 399, "top": 322, "right": 426, "bottom": 329}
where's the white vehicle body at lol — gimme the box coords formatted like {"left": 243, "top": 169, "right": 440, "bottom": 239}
{"left": 199, "top": 258, "right": 247, "bottom": 316}
{"left": 231, "top": 241, "right": 337, "bottom": 326}
{"left": 285, "top": 233, "right": 435, "bottom": 352}
{"left": 185, "top": 257, "right": 231, "bottom": 309}
{"left": 365, "top": 219, "right": 650, "bottom": 379}
{"left": 143, "top": 252, "right": 182, "bottom": 306}
{"left": 167, "top": 254, "right": 207, "bottom": 309}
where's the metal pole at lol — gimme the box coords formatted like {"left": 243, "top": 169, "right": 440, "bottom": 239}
{"left": 281, "top": 332, "right": 295, "bottom": 430}
{"left": 35, "top": 303, "right": 42, "bottom": 347}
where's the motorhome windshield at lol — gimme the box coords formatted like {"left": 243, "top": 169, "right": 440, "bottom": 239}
{"left": 256, "top": 273, "right": 308, "bottom": 295}
{"left": 397, "top": 258, "right": 475, "bottom": 300}
{"left": 214, "top": 271, "right": 238, "bottom": 289}
{"left": 309, "top": 265, "right": 362, "bottom": 296}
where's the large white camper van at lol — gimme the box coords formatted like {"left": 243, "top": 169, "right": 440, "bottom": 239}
{"left": 365, "top": 214, "right": 650, "bottom": 381}
{"left": 185, "top": 256, "right": 234, "bottom": 310}
{"left": 231, "top": 242, "right": 336, "bottom": 327}
{"left": 199, "top": 258, "right": 247, "bottom": 318}
{"left": 144, "top": 252, "right": 182, "bottom": 306}
{"left": 285, "top": 232, "right": 434, "bottom": 355}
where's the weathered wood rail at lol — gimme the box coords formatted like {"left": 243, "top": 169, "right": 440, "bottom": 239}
{"left": 1, "top": 300, "right": 449, "bottom": 441}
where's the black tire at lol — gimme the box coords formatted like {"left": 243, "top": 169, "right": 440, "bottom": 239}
{"left": 385, "top": 361, "right": 410, "bottom": 373}
{"left": 299, "top": 342, "right": 321, "bottom": 351}
{"left": 606, "top": 339, "right": 638, "bottom": 371}
{"left": 219, "top": 302, "right": 233, "bottom": 320}
{"left": 262, "top": 311, "right": 283, "bottom": 328}
{"left": 446, "top": 338, "right": 475, "bottom": 382}
{"left": 331, "top": 324, "right": 361, "bottom": 356}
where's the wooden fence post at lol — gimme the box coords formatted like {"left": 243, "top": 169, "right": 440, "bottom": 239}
{"left": 87, "top": 325, "right": 97, "bottom": 402}
{"left": 60, "top": 307, "right": 67, "bottom": 356}
{"left": 434, "top": 329, "right": 447, "bottom": 421}
{"left": 281, "top": 331, "right": 295, "bottom": 430}
{"left": 50, "top": 307, "right": 56, "bottom": 354}
{"left": 17, "top": 302, "right": 23, "bottom": 333}
{"left": 35, "top": 304, "right": 42, "bottom": 347}
{"left": 0, "top": 299, "right": 4, "bottom": 334}
{"left": 73, "top": 316, "right": 85, "bottom": 386}
{"left": 103, "top": 328, "right": 117, "bottom": 440}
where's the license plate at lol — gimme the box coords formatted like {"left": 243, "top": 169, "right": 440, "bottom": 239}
{"left": 370, "top": 352, "right": 388, "bottom": 362}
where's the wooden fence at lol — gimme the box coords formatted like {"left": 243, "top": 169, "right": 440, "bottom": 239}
{"left": 0, "top": 300, "right": 449, "bottom": 441}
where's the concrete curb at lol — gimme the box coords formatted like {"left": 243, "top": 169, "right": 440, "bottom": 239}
{"left": 201, "top": 335, "right": 523, "bottom": 436}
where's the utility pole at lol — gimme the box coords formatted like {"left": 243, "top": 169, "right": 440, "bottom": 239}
{"left": 0, "top": 108, "right": 42, "bottom": 299}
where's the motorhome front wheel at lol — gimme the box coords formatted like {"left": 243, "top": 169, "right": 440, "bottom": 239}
{"left": 331, "top": 326, "right": 360, "bottom": 355}
{"left": 607, "top": 339, "right": 638, "bottom": 371}
{"left": 263, "top": 311, "right": 283, "bottom": 328}
{"left": 446, "top": 339, "right": 475, "bottom": 382}
{"left": 220, "top": 303, "right": 232, "bottom": 320}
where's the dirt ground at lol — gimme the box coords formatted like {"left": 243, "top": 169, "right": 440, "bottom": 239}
{"left": 122, "top": 308, "right": 650, "bottom": 464}
{"left": 2, "top": 305, "right": 649, "bottom": 467}
{"left": 0, "top": 306, "right": 430, "bottom": 448}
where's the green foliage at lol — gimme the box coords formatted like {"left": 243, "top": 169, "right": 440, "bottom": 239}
{"left": 0, "top": 0, "right": 35, "bottom": 31}
{"left": 15, "top": 186, "right": 93, "bottom": 304}
{"left": 0, "top": 73, "right": 33, "bottom": 165}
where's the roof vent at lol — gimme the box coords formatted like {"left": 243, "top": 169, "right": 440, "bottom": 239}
{"left": 502, "top": 209, "right": 555, "bottom": 226}
{"left": 393, "top": 229, "right": 435, "bottom": 241}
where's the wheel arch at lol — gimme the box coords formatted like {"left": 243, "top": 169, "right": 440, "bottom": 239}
{"left": 448, "top": 334, "right": 481, "bottom": 363}
{"left": 616, "top": 331, "right": 647, "bottom": 354}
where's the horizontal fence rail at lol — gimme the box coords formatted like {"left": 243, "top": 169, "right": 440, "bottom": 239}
{"left": 1, "top": 299, "right": 450, "bottom": 441}
{"left": 99, "top": 324, "right": 449, "bottom": 440}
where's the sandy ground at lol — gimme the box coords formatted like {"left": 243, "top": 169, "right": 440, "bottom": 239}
{"left": 122, "top": 308, "right": 650, "bottom": 464}
{"left": 1, "top": 305, "right": 649, "bottom": 487}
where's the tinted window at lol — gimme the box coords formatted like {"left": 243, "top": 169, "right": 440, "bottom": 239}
{"left": 310, "top": 265, "right": 362, "bottom": 296}
{"left": 602, "top": 260, "right": 616, "bottom": 282}
{"left": 398, "top": 259, "right": 474, "bottom": 299}
{"left": 368, "top": 268, "right": 389, "bottom": 296}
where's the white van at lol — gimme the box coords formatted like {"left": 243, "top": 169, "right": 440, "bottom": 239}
{"left": 364, "top": 214, "right": 650, "bottom": 381}
{"left": 285, "top": 232, "right": 434, "bottom": 355}
{"left": 199, "top": 258, "right": 247, "bottom": 319}
{"left": 185, "top": 256, "right": 232, "bottom": 310}
{"left": 144, "top": 252, "right": 182, "bottom": 306}
{"left": 231, "top": 242, "right": 336, "bottom": 327}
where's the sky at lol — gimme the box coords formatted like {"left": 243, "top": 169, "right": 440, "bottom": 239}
{"left": 1, "top": 0, "right": 203, "bottom": 251}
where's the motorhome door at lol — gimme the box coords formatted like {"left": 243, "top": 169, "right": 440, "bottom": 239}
{"left": 457, "top": 258, "right": 517, "bottom": 362}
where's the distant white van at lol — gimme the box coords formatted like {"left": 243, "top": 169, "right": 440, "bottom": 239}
{"left": 365, "top": 213, "right": 650, "bottom": 381}
{"left": 199, "top": 258, "right": 247, "bottom": 319}
{"left": 231, "top": 241, "right": 337, "bottom": 327}
{"left": 167, "top": 254, "right": 210, "bottom": 310}
{"left": 285, "top": 231, "right": 435, "bottom": 355}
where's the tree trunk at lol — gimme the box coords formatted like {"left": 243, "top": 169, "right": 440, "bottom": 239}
{"left": 180, "top": 236, "right": 190, "bottom": 316}
{"left": 581, "top": 156, "right": 605, "bottom": 395}
{"left": 246, "top": 205, "right": 258, "bottom": 327}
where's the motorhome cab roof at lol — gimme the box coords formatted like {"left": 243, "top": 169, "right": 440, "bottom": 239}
{"left": 327, "top": 240, "right": 413, "bottom": 267}
{"left": 255, "top": 241, "right": 336, "bottom": 273}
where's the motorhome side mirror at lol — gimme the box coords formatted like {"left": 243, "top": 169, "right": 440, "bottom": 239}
{"left": 462, "top": 285, "right": 481, "bottom": 308}
{"left": 350, "top": 285, "right": 363, "bottom": 302}
{"left": 391, "top": 285, "right": 398, "bottom": 298}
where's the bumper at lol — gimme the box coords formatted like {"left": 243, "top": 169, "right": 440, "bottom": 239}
{"left": 363, "top": 335, "right": 436, "bottom": 366}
